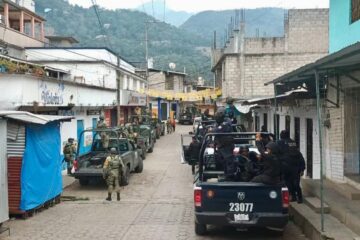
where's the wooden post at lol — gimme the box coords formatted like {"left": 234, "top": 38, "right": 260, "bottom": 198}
{"left": 4, "top": 3, "right": 9, "bottom": 27}
{"left": 19, "top": 11, "right": 24, "bottom": 33}
{"left": 31, "top": 17, "right": 35, "bottom": 38}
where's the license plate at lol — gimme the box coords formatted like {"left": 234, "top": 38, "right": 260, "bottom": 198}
{"left": 229, "top": 202, "right": 254, "bottom": 212}
{"left": 234, "top": 213, "right": 249, "bottom": 221}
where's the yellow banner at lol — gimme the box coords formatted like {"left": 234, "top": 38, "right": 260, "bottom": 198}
{"left": 139, "top": 88, "right": 222, "bottom": 102}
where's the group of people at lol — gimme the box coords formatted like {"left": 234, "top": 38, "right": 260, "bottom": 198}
{"left": 188, "top": 106, "right": 305, "bottom": 204}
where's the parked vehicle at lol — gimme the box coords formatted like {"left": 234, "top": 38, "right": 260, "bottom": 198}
{"left": 179, "top": 106, "right": 200, "bottom": 125}
{"left": 185, "top": 132, "right": 289, "bottom": 236}
{"left": 73, "top": 128, "right": 143, "bottom": 186}
{"left": 151, "top": 118, "right": 163, "bottom": 139}
{"left": 130, "top": 115, "right": 156, "bottom": 153}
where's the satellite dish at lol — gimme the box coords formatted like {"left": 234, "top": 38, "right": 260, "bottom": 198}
{"left": 44, "top": 8, "right": 52, "bottom": 13}
{"left": 169, "top": 63, "right": 176, "bottom": 70}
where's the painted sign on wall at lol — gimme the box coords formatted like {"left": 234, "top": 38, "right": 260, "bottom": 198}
{"left": 39, "top": 81, "right": 65, "bottom": 105}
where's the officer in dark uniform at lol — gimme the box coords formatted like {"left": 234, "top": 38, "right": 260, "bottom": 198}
{"left": 188, "top": 136, "right": 201, "bottom": 174}
{"left": 251, "top": 142, "right": 282, "bottom": 185}
{"left": 214, "top": 107, "right": 233, "bottom": 133}
{"left": 277, "top": 130, "right": 306, "bottom": 203}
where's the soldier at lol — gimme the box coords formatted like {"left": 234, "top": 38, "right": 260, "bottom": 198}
{"left": 97, "top": 115, "right": 109, "bottom": 148}
{"left": 63, "top": 138, "right": 77, "bottom": 175}
{"left": 103, "top": 148, "right": 124, "bottom": 201}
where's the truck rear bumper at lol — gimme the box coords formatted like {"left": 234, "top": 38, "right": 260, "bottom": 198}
{"left": 73, "top": 169, "right": 103, "bottom": 179}
{"left": 195, "top": 212, "right": 288, "bottom": 229}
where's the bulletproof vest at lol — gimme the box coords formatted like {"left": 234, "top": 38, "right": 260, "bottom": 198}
{"left": 64, "top": 143, "right": 74, "bottom": 154}
{"left": 109, "top": 156, "right": 122, "bottom": 169}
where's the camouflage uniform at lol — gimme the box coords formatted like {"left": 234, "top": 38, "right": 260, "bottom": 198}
{"left": 97, "top": 118, "right": 109, "bottom": 148}
{"left": 103, "top": 152, "right": 124, "bottom": 201}
{"left": 63, "top": 139, "right": 76, "bottom": 175}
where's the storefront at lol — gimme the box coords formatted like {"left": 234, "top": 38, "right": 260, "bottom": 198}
{"left": 120, "top": 90, "right": 147, "bottom": 124}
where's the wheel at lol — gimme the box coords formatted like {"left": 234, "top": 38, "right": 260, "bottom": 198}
{"left": 79, "top": 178, "right": 89, "bottom": 186}
{"left": 141, "top": 151, "right": 146, "bottom": 160}
{"left": 156, "top": 134, "right": 160, "bottom": 139}
{"left": 148, "top": 145, "right": 153, "bottom": 153}
{"left": 121, "top": 166, "right": 130, "bottom": 186}
{"left": 135, "top": 158, "right": 143, "bottom": 173}
{"left": 195, "top": 222, "right": 207, "bottom": 235}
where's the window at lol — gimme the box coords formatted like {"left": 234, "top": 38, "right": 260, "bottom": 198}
{"left": 352, "top": 0, "right": 360, "bottom": 23}
{"left": 285, "top": 115, "right": 291, "bottom": 136}
{"left": 255, "top": 115, "right": 260, "bottom": 132}
{"left": 165, "top": 75, "right": 174, "bottom": 90}
{"left": 273, "top": 114, "right": 280, "bottom": 140}
{"left": 263, "top": 113, "right": 268, "bottom": 131}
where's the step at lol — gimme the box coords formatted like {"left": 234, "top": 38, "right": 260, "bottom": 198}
{"left": 304, "top": 197, "right": 330, "bottom": 214}
{"left": 290, "top": 203, "right": 359, "bottom": 240}
{"left": 328, "top": 181, "right": 360, "bottom": 201}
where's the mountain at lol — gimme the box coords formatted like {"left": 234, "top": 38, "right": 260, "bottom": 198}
{"left": 136, "top": 0, "right": 193, "bottom": 27}
{"left": 181, "top": 8, "right": 285, "bottom": 45}
{"left": 34, "top": 0, "right": 211, "bottom": 82}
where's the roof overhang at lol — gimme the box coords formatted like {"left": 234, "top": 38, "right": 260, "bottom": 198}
{"left": 0, "top": 111, "right": 74, "bottom": 125}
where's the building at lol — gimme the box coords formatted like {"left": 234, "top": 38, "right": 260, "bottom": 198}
{"left": 329, "top": 0, "right": 360, "bottom": 53}
{"left": 250, "top": 2, "right": 360, "bottom": 183}
{"left": 25, "top": 47, "right": 147, "bottom": 147}
{"left": 143, "top": 68, "right": 186, "bottom": 120}
{"left": 0, "top": 0, "right": 45, "bottom": 59}
{"left": 211, "top": 9, "right": 329, "bottom": 100}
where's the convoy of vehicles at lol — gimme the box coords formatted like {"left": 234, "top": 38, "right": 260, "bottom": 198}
{"left": 179, "top": 105, "right": 200, "bottom": 125}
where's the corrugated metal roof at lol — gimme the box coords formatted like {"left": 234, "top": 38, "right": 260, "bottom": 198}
{"left": 0, "top": 111, "right": 74, "bottom": 125}
{"left": 242, "top": 88, "right": 308, "bottom": 105}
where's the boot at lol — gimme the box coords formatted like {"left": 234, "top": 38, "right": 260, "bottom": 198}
{"left": 117, "top": 193, "right": 120, "bottom": 201}
{"left": 106, "top": 193, "right": 112, "bottom": 201}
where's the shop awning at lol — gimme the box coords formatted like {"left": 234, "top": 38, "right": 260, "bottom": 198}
{"left": 234, "top": 103, "right": 258, "bottom": 114}
{"left": 241, "top": 88, "right": 308, "bottom": 105}
{"left": 0, "top": 111, "right": 74, "bottom": 125}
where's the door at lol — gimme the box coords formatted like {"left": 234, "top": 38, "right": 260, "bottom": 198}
{"left": 263, "top": 113, "right": 268, "bottom": 131}
{"left": 273, "top": 114, "right": 280, "bottom": 140}
{"left": 306, "top": 119, "right": 313, "bottom": 178}
{"left": 77, "top": 120, "right": 85, "bottom": 155}
{"left": 285, "top": 115, "right": 291, "bottom": 136}
{"left": 92, "top": 118, "right": 97, "bottom": 136}
{"left": 294, "top": 117, "right": 300, "bottom": 149}
{"left": 255, "top": 115, "right": 260, "bottom": 132}
{"left": 161, "top": 103, "right": 168, "bottom": 121}
{"left": 0, "top": 120, "right": 9, "bottom": 223}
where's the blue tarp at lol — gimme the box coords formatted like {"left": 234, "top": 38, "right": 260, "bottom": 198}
{"left": 20, "top": 122, "right": 63, "bottom": 211}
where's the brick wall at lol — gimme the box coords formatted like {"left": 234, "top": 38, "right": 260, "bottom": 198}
{"left": 245, "top": 38, "right": 285, "bottom": 54}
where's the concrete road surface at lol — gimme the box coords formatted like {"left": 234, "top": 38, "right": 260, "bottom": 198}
{"left": 1, "top": 125, "right": 307, "bottom": 240}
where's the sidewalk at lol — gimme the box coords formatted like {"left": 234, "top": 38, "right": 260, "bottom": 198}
{"left": 61, "top": 170, "right": 76, "bottom": 189}
{"left": 289, "top": 178, "right": 360, "bottom": 240}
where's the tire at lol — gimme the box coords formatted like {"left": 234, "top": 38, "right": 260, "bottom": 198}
{"left": 195, "top": 222, "right": 207, "bottom": 236}
{"left": 79, "top": 178, "right": 89, "bottom": 186}
{"left": 135, "top": 158, "right": 143, "bottom": 173}
{"left": 148, "top": 145, "right": 153, "bottom": 153}
{"left": 141, "top": 151, "right": 146, "bottom": 160}
{"left": 121, "top": 166, "right": 130, "bottom": 186}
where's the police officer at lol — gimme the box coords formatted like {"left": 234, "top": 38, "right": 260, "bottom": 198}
{"left": 277, "top": 130, "right": 305, "bottom": 203}
{"left": 214, "top": 107, "right": 233, "bottom": 133}
{"left": 251, "top": 142, "right": 282, "bottom": 185}
{"left": 103, "top": 148, "right": 124, "bottom": 201}
{"left": 188, "top": 136, "right": 201, "bottom": 174}
{"left": 225, "top": 97, "right": 238, "bottom": 125}
{"left": 63, "top": 138, "right": 77, "bottom": 175}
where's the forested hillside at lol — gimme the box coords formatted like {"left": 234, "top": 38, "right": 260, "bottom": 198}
{"left": 34, "top": 0, "right": 212, "bottom": 81}
{"left": 181, "top": 8, "right": 285, "bottom": 45}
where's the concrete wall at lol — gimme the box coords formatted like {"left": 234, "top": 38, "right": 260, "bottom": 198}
{"left": 330, "top": 0, "right": 360, "bottom": 53}
{"left": 245, "top": 38, "right": 285, "bottom": 54}
{"left": 287, "top": 9, "right": 329, "bottom": 54}
{"left": 0, "top": 74, "right": 117, "bottom": 110}
{"left": 254, "top": 101, "right": 321, "bottom": 180}
{"left": 0, "top": 25, "right": 44, "bottom": 49}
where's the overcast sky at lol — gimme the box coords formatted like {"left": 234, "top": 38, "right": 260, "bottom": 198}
{"left": 68, "top": 0, "right": 329, "bottom": 12}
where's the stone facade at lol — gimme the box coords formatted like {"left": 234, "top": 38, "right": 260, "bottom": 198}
{"left": 212, "top": 9, "right": 329, "bottom": 99}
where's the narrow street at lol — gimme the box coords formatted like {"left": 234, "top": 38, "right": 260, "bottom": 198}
{"left": 2, "top": 125, "right": 307, "bottom": 240}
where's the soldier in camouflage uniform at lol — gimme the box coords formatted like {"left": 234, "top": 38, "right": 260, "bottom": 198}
{"left": 103, "top": 148, "right": 124, "bottom": 201}
{"left": 97, "top": 115, "right": 109, "bottom": 148}
{"left": 63, "top": 138, "right": 77, "bottom": 175}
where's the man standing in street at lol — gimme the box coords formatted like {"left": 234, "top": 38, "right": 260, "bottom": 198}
{"left": 277, "top": 130, "right": 306, "bottom": 203}
{"left": 63, "top": 138, "right": 77, "bottom": 175}
{"left": 103, "top": 148, "right": 124, "bottom": 201}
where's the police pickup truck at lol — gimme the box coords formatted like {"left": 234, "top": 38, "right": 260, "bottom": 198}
{"left": 191, "top": 132, "right": 289, "bottom": 235}
{"left": 73, "top": 128, "right": 143, "bottom": 186}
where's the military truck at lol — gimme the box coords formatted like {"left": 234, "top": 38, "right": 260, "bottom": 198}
{"left": 179, "top": 105, "right": 200, "bottom": 125}
{"left": 73, "top": 128, "right": 143, "bottom": 186}
{"left": 130, "top": 115, "right": 156, "bottom": 153}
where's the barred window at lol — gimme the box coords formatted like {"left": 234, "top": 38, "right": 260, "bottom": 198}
{"left": 352, "top": 0, "right": 360, "bottom": 23}
{"left": 165, "top": 75, "right": 174, "bottom": 90}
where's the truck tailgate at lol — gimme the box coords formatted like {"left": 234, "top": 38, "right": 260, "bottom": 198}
{"left": 198, "top": 182, "right": 285, "bottom": 214}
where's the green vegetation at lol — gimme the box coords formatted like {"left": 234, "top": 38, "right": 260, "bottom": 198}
{"left": 181, "top": 8, "right": 285, "bottom": 46}
{"left": 35, "top": 0, "right": 211, "bottom": 82}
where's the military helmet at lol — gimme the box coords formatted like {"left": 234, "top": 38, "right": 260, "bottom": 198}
{"left": 265, "top": 142, "right": 280, "bottom": 155}
{"left": 214, "top": 107, "right": 226, "bottom": 124}
{"left": 68, "top": 138, "right": 74, "bottom": 142}
{"left": 110, "top": 147, "right": 117, "bottom": 154}
{"left": 99, "top": 115, "right": 105, "bottom": 120}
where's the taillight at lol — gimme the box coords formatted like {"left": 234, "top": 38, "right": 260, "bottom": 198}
{"left": 73, "top": 160, "right": 78, "bottom": 171}
{"left": 194, "top": 186, "right": 202, "bottom": 207}
{"left": 282, "top": 187, "right": 289, "bottom": 208}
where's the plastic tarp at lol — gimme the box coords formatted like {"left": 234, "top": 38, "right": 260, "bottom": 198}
{"left": 20, "top": 122, "right": 63, "bottom": 211}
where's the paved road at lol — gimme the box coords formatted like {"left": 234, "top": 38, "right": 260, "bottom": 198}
{"left": 1, "top": 125, "right": 307, "bottom": 240}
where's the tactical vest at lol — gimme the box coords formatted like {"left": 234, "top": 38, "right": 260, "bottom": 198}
{"left": 109, "top": 156, "right": 122, "bottom": 170}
